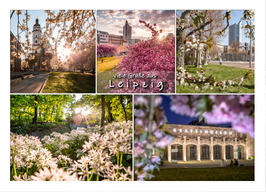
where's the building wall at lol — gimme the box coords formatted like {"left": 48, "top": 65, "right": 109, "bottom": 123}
{"left": 228, "top": 22, "right": 241, "bottom": 45}
{"left": 164, "top": 124, "right": 254, "bottom": 161}
{"left": 97, "top": 30, "right": 109, "bottom": 44}
{"left": 123, "top": 21, "right": 132, "bottom": 41}
{"left": 10, "top": 31, "right": 22, "bottom": 71}
{"left": 109, "top": 34, "right": 127, "bottom": 46}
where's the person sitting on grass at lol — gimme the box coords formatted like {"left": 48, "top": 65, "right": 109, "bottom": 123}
{"left": 220, "top": 159, "right": 225, "bottom": 167}
{"left": 234, "top": 159, "right": 238, "bottom": 166}
{"left": 230, "top": 159, "right": 234, "bottom": 166}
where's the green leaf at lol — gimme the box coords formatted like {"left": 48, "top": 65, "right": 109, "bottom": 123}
{"left": 139, "top": 132, "right": 147, "bottom": 142}
{"left": 194, "top": 17, "right": 199, "bottom": 27}
{"left": 195, "top": 98, "right": 207, "bottom": 113}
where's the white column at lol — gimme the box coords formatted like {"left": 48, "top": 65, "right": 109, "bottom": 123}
{"left": 222, "top": 137, "right": 226, "bottom": 160}
{"left": 183, "top": 136, "right": 186, "bottom": 161}
{"left": 246, "top": 137, "right": 249, "bottom": 160}
{"left": 197, "top": 136, "right": 200, "bottom": 161}
{"left": 210, "top": 137, "right": 213, "bottom": 160}
{"left": 168, "top": 145, "right": 171, "bottom": 162}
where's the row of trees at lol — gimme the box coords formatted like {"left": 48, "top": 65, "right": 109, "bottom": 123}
{"left": 10, "top": 95, "right": 132, "bottom": 127}
{"left": 78, "top": 95, "right": 132, "bottom": 126}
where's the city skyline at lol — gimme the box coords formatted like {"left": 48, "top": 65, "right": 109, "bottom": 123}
{"left": 97, "top": 10, "right": 175, "bottom": 39}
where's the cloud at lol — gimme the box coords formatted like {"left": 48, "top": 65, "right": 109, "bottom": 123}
{"left": 97, "top": 10, "right": 175, "bottom": 37}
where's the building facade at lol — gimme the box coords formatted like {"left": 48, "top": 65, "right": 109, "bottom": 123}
{"left": 109, "top": 34, "right": 128, "bottom": 47}
{"left": 164, "top": 124, "right": 254, "bottom": 162}
{"left": 228, "top": 21, "right": 242, "bottom": 46}
{"left": 123, "top": 20, "right": 132, "bottom": 41}
{"left": 97, "top": 30, "right": 109, "bottom": 44}
{"left": 10, "top": 31, "right": 23, "bottom": 72}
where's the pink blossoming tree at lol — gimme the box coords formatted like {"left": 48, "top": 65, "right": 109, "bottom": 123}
{"left": 107, "top": 20, "right": 175, "bottom": 93}
{"left": 97, "top": 44, "right": 120, "bottom": 57}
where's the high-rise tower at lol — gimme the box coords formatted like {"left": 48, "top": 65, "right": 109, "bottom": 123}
{"left": 123, "top": 20, "right": 132, "bottom": 41}
{"left": 228, "top": 21, "right": 242, "bottom": 46}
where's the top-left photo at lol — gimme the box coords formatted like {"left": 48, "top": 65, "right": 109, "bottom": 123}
{"left": 10, "top": 10, "right": 96, "bottom": 93}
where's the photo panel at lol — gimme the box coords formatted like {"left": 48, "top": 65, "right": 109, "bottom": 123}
{"left": 175, "top": 10, "right": 255, "bottom": 93}
{"left": 10, "top": 94, "right": 133, "bottom": 181}
{"left": 97, "top": 10, "right": 175, "bottom": 93}
{"left": 10, "top": 10, "right": 96, "bottom": 93}
{"left": 134, "top": 95, "right": 254, "bottom": 181}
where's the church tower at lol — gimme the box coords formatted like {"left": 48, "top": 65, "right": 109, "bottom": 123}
{"left": 32, "top": 18, "right": 41, "bottom": 54}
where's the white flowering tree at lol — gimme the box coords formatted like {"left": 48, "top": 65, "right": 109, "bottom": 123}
{"left": 241, "top": 10, "right": 255, "bottom": 68}
{"left": 10, "top": 10, "right": 96, "bottom": 72}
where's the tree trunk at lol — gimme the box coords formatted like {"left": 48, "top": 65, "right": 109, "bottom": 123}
{"left": 106, "top": 101, "right": 114, "bottom": 123}
{"left": 176, "top": 10, "right": 190, "bottom": 68}
{"left": 101, "top": 95, "right": 105, "bottom": 127}
{"left": 32, "top": 95, "right": 38, "bottom": 124}
{"left": 204, "top": 48, "right": 209, "bottom": 65}
{"left": 195, "top": 29, "right": 203, "bottom": 68}
{"left": 119, "top": 96, "right": 127, "bottom": 122}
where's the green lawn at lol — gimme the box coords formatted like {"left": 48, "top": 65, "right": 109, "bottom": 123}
{"left": 42, "top": 72, "right": 95, "bottom": 93}
{"left": 97, "top": 56, "right": 122, "bottom": 93}
{"left": 97, "top": 56, "right": 121, "bottom": 74}
{"left": 97, "top": 68, "right": 116, "bottom": 93}
{"left": 176, "top": 64, "right": 254, "bottom": 93}
{"left": 148, "top": 166, "right": 254, "bottom": 181}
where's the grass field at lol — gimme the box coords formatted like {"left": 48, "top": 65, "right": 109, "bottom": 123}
{"left": 147, "top": 166, "right": 254, "bottom": 181}
{"left": 97, "top": 56, "right": 122, "bottom": 93}
{"left": 97, "top": 56, "right": 121, "bottom": 74}
{"left": 176, "top": 64, "right": 254, "bottom": 93}
{"left": 42, "top": 72, "right": 95, "bottom": 93}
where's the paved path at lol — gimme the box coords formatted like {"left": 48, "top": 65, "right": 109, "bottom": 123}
{"left": 11, "top": 72, "right": 50, "bottom": 93}
{"left": 161, "top": 160, "right": 254, "bottom": 168}
{"left": 210, "top": 61, "right": 255, "bottom": 70}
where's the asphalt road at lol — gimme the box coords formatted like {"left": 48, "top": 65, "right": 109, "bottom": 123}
{"left": 10, "top": 72, "right": 50, "bottom": 93}
{"left": 210, "top": 61, "right": 255, "bottom": 70}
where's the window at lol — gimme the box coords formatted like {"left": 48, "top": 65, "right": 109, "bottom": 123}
{"left": 220, "top": 131, "right": 222, "bottom": 134}
{"left": 204, "top": 130, "right": 208, "bottom": 134}
{"left": 195, "top": 129, "right": 198, "bottom": 133}
{"left": 35, "top": 40, "right": 37, "bottom": 44}
{"left": 190, "top": 129, "right": 193, "bottom": 133}
{"left": 229, "top": 131, "right": 232, "bottom": 135}
{"left": 179, "top": 129, "right": 182, "bottom": 133}
{"left": 215, "top": 130, "right": 218, "bottom": 134}
{"left": 210, "top": 130, "right": 213, "bottom": 134}
{"left": 224, "top": 131, "right": 227, "bottom": 135}
{"left": 185, "top": 129, "right": 188, "bottom": 133}
{"left": 200, "top": 130, "right": 202, "bottom": 133}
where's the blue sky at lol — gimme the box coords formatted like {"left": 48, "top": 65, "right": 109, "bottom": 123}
{"left": 176, "top": 10, "right": 254, "bottom": 46}
{"left": 220, "top": 10, "right": 253, "bottom": 45}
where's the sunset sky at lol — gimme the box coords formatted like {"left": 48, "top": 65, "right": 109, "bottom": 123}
{"left": 97, "top": 10, "right": 175, "bottom": 39}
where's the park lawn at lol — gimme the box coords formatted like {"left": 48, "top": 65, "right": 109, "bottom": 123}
{"left": 149, "top": 166, "right": 254, "bottom": 181}
{"left": 176, "top": 64, "right": 254, "bottom": 93}
{"left": 42, "top": 72, "right": 95, "bottom": 93}
{"left": 97, "top": 56, "right": 121, "bottom": 74}
{"left": 97, "top": 68, "right": 116, "bottom": 93}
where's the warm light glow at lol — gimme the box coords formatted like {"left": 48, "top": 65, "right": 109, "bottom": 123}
{"left": 81, "top": 108, "right": 91, "bottom": 116}
{"left": 57, "top": 46, "right": 72, "bottom": 61}
{"left": 75, "top": 107, "right": 91, "bottom": 116}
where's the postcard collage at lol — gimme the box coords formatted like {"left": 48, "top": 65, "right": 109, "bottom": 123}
{"left": 10, "top": 9, "right": 256, "bottom": 183}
